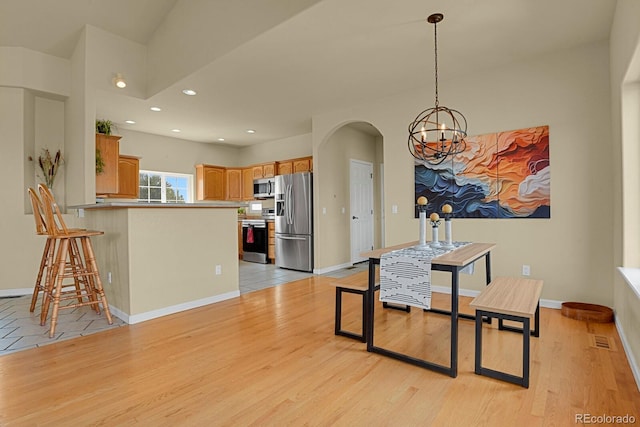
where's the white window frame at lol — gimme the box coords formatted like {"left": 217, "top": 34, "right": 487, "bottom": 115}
{"left": 139, "top": 170, "right": 194, "bottom": 203}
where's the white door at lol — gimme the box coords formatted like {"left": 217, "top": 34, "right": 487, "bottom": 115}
{"left": 350, "top": 160, "right": 374, "bottom": 264}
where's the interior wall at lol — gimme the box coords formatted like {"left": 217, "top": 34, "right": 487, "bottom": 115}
{"left": 118, "top": 128, "right": 239, "bottom": 175}
{"left": 313, "top": 41, "right": 613, "bottom": 305}
{"left": 0, "top": 88, "right": 48, "bottom": 294}
{"left": 238, "top": 133, "right": 312, "bottom": 166}
{"left": 316, "top": 124, "right": 381, "bottom": 268}
{"left": 610, "top": 0, "right": 640, "bottom": 389}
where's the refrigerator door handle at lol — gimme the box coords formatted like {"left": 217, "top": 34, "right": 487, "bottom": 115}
{"left": 287, "top": 184, "right": 293, "bottom": 224}
{"left": 277, "top": 235, "right": 307, "bottom": 241}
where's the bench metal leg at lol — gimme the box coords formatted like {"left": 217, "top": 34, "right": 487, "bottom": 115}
{"left": 334, "top": 287, "right": 368, "bottom": 343}
{"left": 498, "top": 301, "right": 540, "bottom": 337}
{"left": 475, "top": 310, "right": 532, "bottom": 388}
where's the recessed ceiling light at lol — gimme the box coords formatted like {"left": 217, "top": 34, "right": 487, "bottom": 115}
{"left": 125, "top": 120, "right": 136, "bottom": 124}
{"left": 182, "top": 89, "right": 197, "bottom": 96}
{"left": 217, "top": 138, "right": 225, "bottom": 142}
{"left": 246, "top": 129, "right": 256, "bottom": 134}
{"left": 171, "top": 129, "right": 181, "bottom": 133}
{"left": 150, "top": 106, "right": 162, "bottom": 112}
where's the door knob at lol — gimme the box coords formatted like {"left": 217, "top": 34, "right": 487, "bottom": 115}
{"left": 352, "top": 216, "right": 358, "bottom": 219}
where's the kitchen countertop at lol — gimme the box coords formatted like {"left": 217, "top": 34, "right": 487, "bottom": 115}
{"left": 70, "top": 201, "right": 249, "bottom": 210}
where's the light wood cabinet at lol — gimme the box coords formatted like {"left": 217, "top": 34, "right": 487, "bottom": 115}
{"left": 95, "top": 134, "right": 121, "bottom": 195}
{"left": 226, "top": 168, "right": 242, "bottom": 201}
{"left": 276, "top": 157, "right": 312, "bottom": 175}
{"left": 293, "top": 157, "right": 312, "bottom": 173}
{"left": 252, "top": 162, "right": 276, "bottom": 179}
{"left": 111, "top": 155, "right": 140, "bottom": 199}
{"left": 196, "top": 164, "right": 226, "bottom": 200}
{"left": 276, "top": 161, "right": 292, "bottom": 175}
{"left": 268, "top": 221, "right": 275, "bottom": 262}
{"left": 242, "top": 168, "right": 254, "bottom": 201}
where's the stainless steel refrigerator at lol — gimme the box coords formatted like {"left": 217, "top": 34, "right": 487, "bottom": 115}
{"left": 275, "top": 172, "right": 313, "bottom": 272}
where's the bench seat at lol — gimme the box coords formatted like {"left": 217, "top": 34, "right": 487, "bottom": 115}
{"left": 328, "top": 271, "right": 373, "bottom": 342}
{"left": 470, "top": 276, "right": 543, "bottom": 388}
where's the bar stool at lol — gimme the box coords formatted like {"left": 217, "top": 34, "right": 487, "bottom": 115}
{"left": 38, "top": 184, "right": 113, "bottom": 337}
{"left": 27, "top": 188, "right": 86, "bottom": 315}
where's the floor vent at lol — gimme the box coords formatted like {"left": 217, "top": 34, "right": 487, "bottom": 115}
{"left": 344, "top": 266, "right": 356, "bottom": 270}
{"left": 588, "top": 334, "right": 616, "bottom": 351}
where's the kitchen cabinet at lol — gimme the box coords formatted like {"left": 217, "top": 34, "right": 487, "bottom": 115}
{"left": 276, "top": 161, "right": 292, "bottom": 175}
{"left": 293, "top": 157, "right": 312, "bottom": 173}
{"left": 268, "top": 221, "right": 275, "bottom": 263}
{"left": 242, "top": 168, "right": 254, "bottom": 201}
{"left": 226, "top": 168, "right": 242, "bottom": 201}
{"left": 196, "top": 164, "right": 226, "bottom": 200}
{"left": 252, "top": 162, "right": 276, "bottom": 179}
{"left": 276, "top": 157, "right": 312, "bottom": 175}
{"left": 111, "top": 155, "right": 140, "bottom": 199}
{"left": 95, "top": 134, "right": 121, "bottom": 195}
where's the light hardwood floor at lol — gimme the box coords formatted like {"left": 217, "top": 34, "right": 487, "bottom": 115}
{"left": 0, "top": 275, "right": 638, "bottom": 426}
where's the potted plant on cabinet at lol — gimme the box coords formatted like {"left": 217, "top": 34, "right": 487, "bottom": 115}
{"left": 95, "top": 119, "right": 121, "bottom": 194}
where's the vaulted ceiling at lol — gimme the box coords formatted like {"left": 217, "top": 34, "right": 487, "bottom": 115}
{"left": 0, "top": 0, "right": 616, "bottom": 146}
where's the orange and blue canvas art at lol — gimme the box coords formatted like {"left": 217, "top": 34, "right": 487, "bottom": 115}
{"left": 415, "top": 125, "right": 550, "bottom": 218}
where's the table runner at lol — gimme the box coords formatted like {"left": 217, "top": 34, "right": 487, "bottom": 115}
{"left": 380, "top": 242, "right": 470, "bottom": 310}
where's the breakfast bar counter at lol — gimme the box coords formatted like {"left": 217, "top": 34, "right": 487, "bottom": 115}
{"left": 71, "top": 202, "right": 244, "bottom": 324}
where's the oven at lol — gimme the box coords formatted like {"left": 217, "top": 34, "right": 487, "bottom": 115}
{"left": 241, "top": 219, "right": 269, "bottom": 264}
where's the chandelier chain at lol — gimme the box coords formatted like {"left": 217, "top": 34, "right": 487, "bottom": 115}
{"left": 434, "top": 19, "right": 439, "bottom": 108}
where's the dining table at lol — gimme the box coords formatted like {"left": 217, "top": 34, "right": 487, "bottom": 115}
{"left": 360, "top": 241, "right": 496, "bottom": 378}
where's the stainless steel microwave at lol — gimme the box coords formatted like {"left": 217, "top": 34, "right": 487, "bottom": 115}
{"left": 253, "top": 178, "right": 275, "bottom": 198}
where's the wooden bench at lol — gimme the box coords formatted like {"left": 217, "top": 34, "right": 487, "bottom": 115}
{"left": 469, "top": 276, "right": 544, "bottom": 388}
{"left": 328, "top": 271, "right": 372, "bottom": 342}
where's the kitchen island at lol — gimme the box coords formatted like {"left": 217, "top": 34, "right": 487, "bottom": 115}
{"left": 71, "top": 202, "right": 245, "bottom": 324}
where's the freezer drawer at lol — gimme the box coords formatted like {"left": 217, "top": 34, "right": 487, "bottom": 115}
{"left": 275, "top": 234, "right": 313, "bottom": 272}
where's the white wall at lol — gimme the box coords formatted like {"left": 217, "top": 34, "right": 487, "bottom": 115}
{"left": 118, "top": 128, "right": 239, "bottom": 174}
{"left": 238, "top": 133, "right": 312, "bottom": 166}
{"left": 610, "top": 0, "right": 640, "bottom": 389}
{"left": 313, "top": 41, "right": 613, "bottom": 306}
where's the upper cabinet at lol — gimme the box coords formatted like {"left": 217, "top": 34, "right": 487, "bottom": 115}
{"left": 226, "top": 168, "right": 243, "bottom": 201}
{"left": 196, "top": 164, "right": 226, "bottom": 200}
{"left": 293, "top": 157, "right": 312, "bottom": 173}
{"left": 95, "top": 134, "right": 122, "bottom": 196}
{"left": 277, "top": 156, "right": 312, "bottom": 175}
{"left": 242, "top": 168, "right": 254, "bottom": 201}
{"left": 111, "top": 155, "right": 140, "bottom": 199}
{"left": 252, "top": 162, "right": 276, "bottom": 179}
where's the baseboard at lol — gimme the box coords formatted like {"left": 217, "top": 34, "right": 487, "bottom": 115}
{"left": 113, "top": 290, "right": 241, "bottom": 325}
{"left": 314, "top": 262, "right": 353, "bottom": 275}
{"left": 0, "top": 288, "right": 32, "bottom": 297}
{"left": 615, "top": 317, "right": 640, "bottom": 391}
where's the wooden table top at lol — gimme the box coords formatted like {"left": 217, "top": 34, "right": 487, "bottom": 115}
{"left": 360, "top": 242, "right": 496, "bottom": 267}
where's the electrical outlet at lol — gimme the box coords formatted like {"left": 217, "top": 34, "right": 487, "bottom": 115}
{"left": 392, "top": 205, "right": 398, "bottom": 214}
{"left": 522, "top": 265, "right": 530, "bottom": 276}
{"left": 215, "top": 265, "right": 222, "bottom": 275}
{"left": 107, "top": 272, "right": 112, "bottom": 283}
{"left": 322, "top": 207, "right": 326, "bottom": 215}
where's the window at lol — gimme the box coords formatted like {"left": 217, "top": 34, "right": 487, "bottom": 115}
{"left": 139, "top": 170, "right": 193, "bottom": 203}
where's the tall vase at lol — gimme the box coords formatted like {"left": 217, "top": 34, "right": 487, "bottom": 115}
{"left": 430, "top": 225, "right": 441, "bottom": 247}
{"left": 442, "top": 219, "right": 454, "bottom": 249}
{"left": 418, "top": 211, "right": 428, "bottom": 247}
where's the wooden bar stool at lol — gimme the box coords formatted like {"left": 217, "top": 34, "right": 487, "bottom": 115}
{"left": 27, "top": 188, "right": 86, "bottom": 315}
{"left": 38, "top": 184, "right": 113, "bottom": 337}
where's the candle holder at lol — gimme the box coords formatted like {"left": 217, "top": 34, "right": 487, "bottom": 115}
{"left": 441, "top": 204, "right": 455, "bottom": 249}
{"left": 429, "top": 212, "right": 441, "bottom": 248}
{"left": 416, "top": 196, "right": 429, "bottom": 248}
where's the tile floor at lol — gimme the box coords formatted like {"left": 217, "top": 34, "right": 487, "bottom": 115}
{"left": 0, "top": 261, "right": 367, "bottom": 356}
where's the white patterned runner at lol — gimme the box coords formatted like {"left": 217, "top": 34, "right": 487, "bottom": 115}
{"left": 379, "top": 242, "right": 470, "bottom": 310}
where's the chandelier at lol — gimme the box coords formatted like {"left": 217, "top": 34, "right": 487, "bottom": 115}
{"left": 408, "top": 13, "right": 467, "bottom": 165}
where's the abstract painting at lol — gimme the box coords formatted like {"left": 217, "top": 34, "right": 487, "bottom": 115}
{"left": 414, "top": 125, "right": 550, "bottom": 218}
